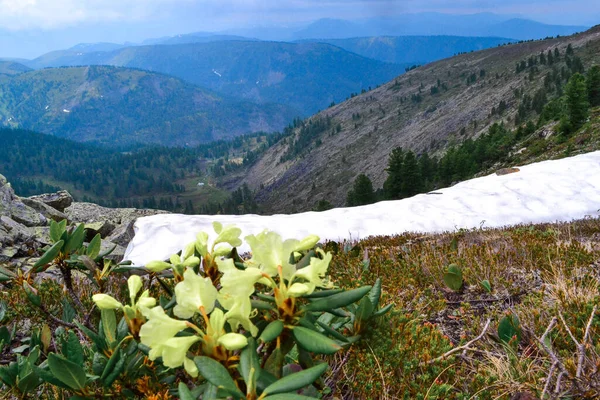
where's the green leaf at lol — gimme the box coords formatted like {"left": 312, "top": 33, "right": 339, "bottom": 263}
{"left": 443, "top": 264, "right": 463, "bottom": 291}
{"left": 263, "top": 395, "right": 317, "bottom": 400}
{"left": 50, "top": 220, "right": 66, "bottom": 243}
{"left": 316, "top": 321, "right": 348, "bottom": 343}
{"left": 259, "top": 320, "right": 284, "bottom": 343}
{"left": 264, "top": 347, "right": 284, "bottom": 379}
{"left": 22, "top": 282, "right": 41, "bottom": 306}
{"left": 178, "top": 382, "right": 196, "bottom": 400}
{"left": 372, "top": 303, "right": 393, "bottom": 317}
{"left": 47, "top": 353, "right": 87, "bottom": 391}
{"left": 0, "top": 266, "right": 16, "bottom": 282}
{"left": 17, "top": 368, "right": 40, "bottom": 394}
{"left": 302, "top": 288, "right": 344, "bottom": 299}
{"left": 480, "top": 280, "right": 492, "bottom": 293}
{"left": 87, "top": 233, "right": 101, "bottom": 259}
{"left": 62, "top": 331, "right": 84, "bottom": 367}
{"left": 62, "top": 298, "right": 76, "bottom": 323}
{"left": 101, "top": 349, "right": 125, "bottom": 387}
{"left": 498, "top": 314, "right": 521, "bottom": 345}
{"left": 193, "top": 356, "right": 244, "bottom": 399}
{"left": 33, "top": 240, "right": 64, "bottom": 270}
{"left": 292, "top": 327, "right": 342, "bottom": 355}
{"left": 64, "top": 224, "right": 85, "bottom": 255}
{"left": 101, "top": 309, "right": 117, "bottom": 345}
{"left": 368, "top": 278, "right": 382, "bottom": 309}
{"left": 239, "top": 338, "right": 259, "bottom": 393}
{"left": 251, "top": 299, "right": 276, "bottom": 311}
{"left": 303, "top": 286, "right": 372, "bottom": 312}
{"left": 262, "top": 363, "right": 328, "bottom": 396}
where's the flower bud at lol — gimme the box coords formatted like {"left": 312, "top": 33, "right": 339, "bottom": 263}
{"left": 145, "top": 260, "right": 172, "bottom": 272}
{"left": 217, "top": 333, "right": 248, "bottom": 350}
{"left": 92, "top": 294, "right": 123, "bottom": 310}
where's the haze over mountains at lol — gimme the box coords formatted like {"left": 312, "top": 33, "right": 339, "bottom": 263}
{"left": 0, "top": 66, "right": 295, "bottom": 146}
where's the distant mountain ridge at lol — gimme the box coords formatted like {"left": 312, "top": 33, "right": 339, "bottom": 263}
{"left": 0, "top": 61, "right": 31, "bottom": 75}
{"left": 291, "top": 15, "right": 588, "bottom": 41}
{"left": 0, "top": 65, "right": 296, "bottom": 147}
{"left": 297, "top": 36, "right": 514, "bottom": 64}
{"left": 25, "top": 41, "right": 407, "bottom": 116}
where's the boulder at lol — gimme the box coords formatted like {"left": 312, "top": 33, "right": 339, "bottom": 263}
{"left": 28, "top": 190, "right": 73, "bottom": 212}
{"left": 0, "top": 173, "right": 46, "bottom": 227}
{"left": 84, "top": 221, "right": 116, "bottom": 240}
{"left": 20, "top": 197, "right": 69, "bottom": 223}
{"left": 106, "top": 219, "right": 136, "bottom": 248}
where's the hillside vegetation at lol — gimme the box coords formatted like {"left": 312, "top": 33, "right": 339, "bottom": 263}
{"left": 241, "top": 26, "right": 600, "bottom": 213}
{"left": 0, "top": 65, "right": 295, "bottom": 146}
{"left": 0, "top": 61, "right": 31, "bottom": 75}
{"left": 26, "top": 41, "right": 406, "bottom": 116}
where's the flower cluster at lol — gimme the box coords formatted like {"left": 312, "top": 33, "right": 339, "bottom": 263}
{"left": 92, "top": 222, "right": 334, "bottom": 377}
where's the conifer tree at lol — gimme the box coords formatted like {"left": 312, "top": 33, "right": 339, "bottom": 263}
{"left": 347, "top": 174, "right": 376, "bottom": 206}
{"left": 400, "top": 151, "right": 422, "bottom": 197}
{"left": 587, "top": 65, "right": 600, "bottom": 107}
{"left": 562, "top": 73, "right": 589, "bottom": 134}
{"left": 383, "top": 147, "right": 405, "bottom": 199}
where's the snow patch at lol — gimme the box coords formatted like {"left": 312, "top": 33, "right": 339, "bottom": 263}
{"left": 63, "top": 109, "right": 71, "bottom": 113}
{"left": 212, "top": 69, "right": 222, "bottom": 77}
{"left": 124, "top": 151, "right": 600, "bottom": 266}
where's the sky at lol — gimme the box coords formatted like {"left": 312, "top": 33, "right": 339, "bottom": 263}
{"left": 0, "top": 0, "right": 598, "bottom": 58}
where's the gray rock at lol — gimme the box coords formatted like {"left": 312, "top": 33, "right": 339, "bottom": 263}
{"left": 106, "top": 219, "right": 136, "bottom": 248}
{"left": 0, "top": 174, "right": 46, "bottom": 227}
{"left": 0, "top": 216, "right": 34, "bottom": 242}
{"left": 65, "top": 202, "right": 168, "bottom": 225}
{"left": 84, "top": 221, "right": 116, "bottom": 240}
{"left": 21, "top": 197, "right": 69, "bottom": 223}
{"left": 28, "top": 190, "right": 73, "bottom": 212}
{"left": 100, "top": 240, "right": 126, "bottom": 263}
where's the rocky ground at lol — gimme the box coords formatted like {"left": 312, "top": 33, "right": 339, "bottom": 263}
{"left": 0, "top": 173, "right": 167, "bottom": 268}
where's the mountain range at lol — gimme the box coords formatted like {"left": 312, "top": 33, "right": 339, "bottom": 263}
{"left": 23, "top": 41, "right": 407, "bottom": 116}
{"left": 0, "top": 65, "right": 295, "bottom": 147}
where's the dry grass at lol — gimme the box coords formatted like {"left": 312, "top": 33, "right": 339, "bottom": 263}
{"left": 325, "top": 217, "right": 600, "bottom": 399}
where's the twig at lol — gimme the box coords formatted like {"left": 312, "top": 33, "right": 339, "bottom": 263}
{"left": 558, "top": 311, "right": 579, "bottom": 348}
{"left": 444, "top": 292, "right": 524, "bottom": 306}
{"left": 36, "top": 303, "right": 78, "bottom": 329}
{"left": 577, "top": 305, "right": 596, "bottom": 379}
{"left": 422, "top": 318, "right": 491, "bottom": 365}
{"left": 542, "top": 361, "right": 557, "bottom": 400}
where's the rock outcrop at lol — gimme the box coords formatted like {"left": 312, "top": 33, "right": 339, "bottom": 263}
{"left": 0, "top": 173, "right": 167, "bottom": 267}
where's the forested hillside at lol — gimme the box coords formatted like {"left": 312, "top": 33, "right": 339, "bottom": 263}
{"left": 0, "top": 61, "right": 31, "bottom": 75}
{"left": 0, "top": 128, "right": 279, "bottom": 214}
{"left": 0, "top": 66, "right": 295, "bottom": 146}
{"left": 26, "top": 41, "right": 406, "bottom": 115}
{"left": 240, "top": 26, "right": 600, "bottom": 213}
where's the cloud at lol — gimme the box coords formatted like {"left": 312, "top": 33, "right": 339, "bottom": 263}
{"left": 0, "top": 0, "right": 191, "bottom": 30}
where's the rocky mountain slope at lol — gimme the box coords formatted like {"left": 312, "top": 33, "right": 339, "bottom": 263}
{"left": 241, "top": 26, "right": 600, "bottom": 213}
{"left": 0, "top": 65, "right": 295, "bottom": 147}
{"left": 25, "top": 41, "right": 406, "bottom": 116}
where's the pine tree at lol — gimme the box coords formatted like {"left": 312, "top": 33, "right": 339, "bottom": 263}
{"left": 400, "top": 151, "right": 422, "bottom": 197}
{"left": 563, "top": 73, "right": 589, "bottom": 134}
{"left": 586, "top": 65, "right": 600, "bottom": 107}
{"left": 346, "top": 174, "right": 376, "bottom": 206}
{"left": 383, "top": 147, "right": 405, "bottom": 199}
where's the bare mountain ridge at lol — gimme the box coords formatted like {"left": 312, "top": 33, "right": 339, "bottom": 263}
{"left": 242, "top": 26, "right": 600, "bottom": 213}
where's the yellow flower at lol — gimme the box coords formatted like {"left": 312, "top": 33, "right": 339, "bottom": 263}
{"left": 291, "top": 248, "right": 333, "bottom": 296}
{"left": 159, "top": 336, "right": 201, "bottom": 369}
{"left": 173, "top": 268, "right": 218, "bottom": 319}
{"left": 92, "top": 294, "right": 122, "bottom": 310}
{"left": 139, "top": 306, "right": 189, "bottom": 349}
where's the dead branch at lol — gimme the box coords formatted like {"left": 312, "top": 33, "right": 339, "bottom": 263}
{"left": 422, "top": 318, "right": 491, "bottom": 366}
